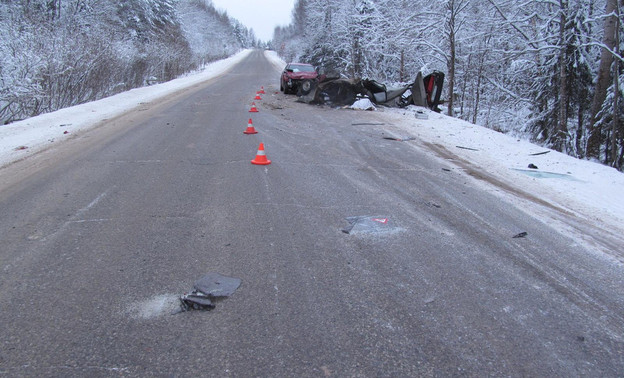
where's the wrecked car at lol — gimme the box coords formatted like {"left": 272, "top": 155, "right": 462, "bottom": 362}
{"left": 297, "top": 71, "right": 445, "bottom": 112}
{"left": 280, "top": 63, "right": 319, "bottom": 95}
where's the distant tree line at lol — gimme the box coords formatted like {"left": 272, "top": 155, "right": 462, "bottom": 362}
{"left": 273, "top": 0, "right": 624, "bottom": 169}
{"left": 0, "top": 0, "right": 257, "bottom": 125}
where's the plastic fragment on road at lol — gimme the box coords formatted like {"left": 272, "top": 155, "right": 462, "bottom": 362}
{"left": 179, "top": 273, "right": 241, "bottom": 312}
{"left": 342, "top": 216, "right": 402, "bottom": 235}
{"left": 350, "top": 98, "right": 376, "bottom": 111}
{"left": 511, "top": 168, "right": 580, "bottom": 181}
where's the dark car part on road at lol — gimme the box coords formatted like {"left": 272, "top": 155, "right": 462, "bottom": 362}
{"left": 280, "top": 63, "right": 319, "bottom": 95}
{"left": 179, "top": 273, "right": 241, "bottom": 312}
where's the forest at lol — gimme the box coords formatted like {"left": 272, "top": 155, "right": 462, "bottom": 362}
{"left": 0, "top": 0, "right": 256, "bottom": 126}
{"left": 272, "top": 0, "right": 624, "bottom": 169}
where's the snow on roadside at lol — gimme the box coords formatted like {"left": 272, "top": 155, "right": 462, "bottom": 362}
{"left": 0, "top": 49, "right": 252, "bottom": 168}
{"left": 384, "top": 107, "right": 624, "bottom": 233}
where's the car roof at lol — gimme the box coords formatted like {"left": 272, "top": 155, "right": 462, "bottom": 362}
{"left": 288, "top": 63, "right": 314, "bottom": 66}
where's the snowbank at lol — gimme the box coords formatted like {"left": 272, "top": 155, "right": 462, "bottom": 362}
{"left": 385, "top": 107, "right": 624, "bottom": 232}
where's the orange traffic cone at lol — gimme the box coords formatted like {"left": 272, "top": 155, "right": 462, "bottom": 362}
{"left": 254, "top": 94, "right": 262, "bottom": 100}
{"left": 249, "top": 102, "right": 259, "bottom": 113}
{"left": 251, "top": 143, "right": 271, "bottom": 165}
{"left": 243, "top": 118, "right": 258, "bottom": 134}
{"left": 259, "top": 86, "right": 266, "bottom": 94}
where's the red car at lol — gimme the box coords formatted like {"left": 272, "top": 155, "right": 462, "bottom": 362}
{"left": 280, "top": 63, "right": 319, "bottom": 95}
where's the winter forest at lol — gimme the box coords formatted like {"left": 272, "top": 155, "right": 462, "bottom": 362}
{"left": 273, "top": 0, "right": 624, "bottom": 169}
{"left": 0, "top": 0, "right": 256, "bottom": 125}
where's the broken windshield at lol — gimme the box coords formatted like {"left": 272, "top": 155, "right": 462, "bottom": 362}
{"left": 289, "top": 64, "right": 315, "bottom": 73}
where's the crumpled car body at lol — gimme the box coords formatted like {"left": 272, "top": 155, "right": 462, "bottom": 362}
{"left": 280, "top": 63, "right": 319, "bottom": 95}
{"left": 297, "top": 71, "right": 445, "bottom": 111}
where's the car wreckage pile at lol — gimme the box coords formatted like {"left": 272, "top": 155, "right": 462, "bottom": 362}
{"left": 281, "top": 65, "right": 444, "bottom": 112}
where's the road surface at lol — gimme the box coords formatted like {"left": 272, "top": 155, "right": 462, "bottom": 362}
{"left": 1, "top": 50, "right": 622, "bottom": 376}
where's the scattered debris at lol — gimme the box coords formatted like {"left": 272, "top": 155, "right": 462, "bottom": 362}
{"left": 59, "top": 123, "right": 72, "bottom": 127}
{"left": 14, "top": 146, "right": 28, "bottom": 151}
{"left": 351, "top": 122, "right": 385, "bottom": 126}
{"left": 350, "top": 98, "right": 376, "bottom": 111}
{"left": 179, "top": 273, "right": 241, "bottom": 312}
{"left": 529, "top": 151, "right": 551, "bottom": 156}
{"left": 442, "top": 168, "right": 451, "bottom": 172}
{"left": 383, "top": 136, "right": 415, "bottom": 142}
{"left": 528, "top": 163, "right": 538, "bottom": 169}
{"left": 512, "top": 168, "right": 579, "bottom": 180}
{"left": 342, "top": 216, "right": 401, "bottom": 235}
{"left": 456, "top": 146, "right": 479, "bottom": 151}
{"left": 512, "top": 232, "right": 528, "bottom": 238}
{"left": 63, "top": 131, "right": 69, "bottom": 135}
{"left": 414, "top": 109, "right": 428, "bottom": 119}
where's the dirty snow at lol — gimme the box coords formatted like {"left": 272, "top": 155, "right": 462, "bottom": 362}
{"left": 2, "top": 49, "right": 624, "bottom": 249}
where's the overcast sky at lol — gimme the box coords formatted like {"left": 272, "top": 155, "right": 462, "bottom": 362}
{"left": 210, "top": 0, "right": 296, "bottom": 42}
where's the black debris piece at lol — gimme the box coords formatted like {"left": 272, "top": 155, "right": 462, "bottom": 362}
{"left": 383, "top": 136, "right": 415, "bottom": 142}
{"left": 512, "top": 232, "right": 528, "bottom": 238}
{"left": 456, "top": 146, "right": 479, "bottom": 151}
{"left": 528, "top": 164, "right": 538, "bottom": 169}
{"left": 179, "top": 273, "right": 241, "bottom": 312}
{"left": 180, "top": 291, "right": 215, "bottom": 311}
{"left": 442, "top": 168, "right": 451, "bottom": 172}
{"left": 529, "top": 151, "right": 551, "bottom": 156}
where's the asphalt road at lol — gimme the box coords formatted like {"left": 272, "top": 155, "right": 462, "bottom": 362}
{"left": 1, "top": 50, "right": 623, "bottom": 377}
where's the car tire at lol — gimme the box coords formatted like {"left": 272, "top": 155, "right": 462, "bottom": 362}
{"left": 300, "top": 79, "right": 313, "bottom": 95}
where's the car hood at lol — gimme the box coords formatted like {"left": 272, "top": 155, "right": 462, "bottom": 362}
{"left": 286, "top": 71, "right": 318, "bottom": 80}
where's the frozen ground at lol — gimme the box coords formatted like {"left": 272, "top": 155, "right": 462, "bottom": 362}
{"left": 2, "top": 50, "right": 623, "bottom": 257}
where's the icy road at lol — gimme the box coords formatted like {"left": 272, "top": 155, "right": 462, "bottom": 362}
{"left": 0, "top": 50, "right": 623, "bottom": 376}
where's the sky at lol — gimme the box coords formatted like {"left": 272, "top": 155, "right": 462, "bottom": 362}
{"left": 210, "top": 0, "right": 296, "bottom": 42}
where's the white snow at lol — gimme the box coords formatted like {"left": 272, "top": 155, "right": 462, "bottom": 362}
{"left": 2, "top": 49, "right": 623, "bottom": 252}
{"left": 384, "top": 106, "right": 624, "bottom": 233}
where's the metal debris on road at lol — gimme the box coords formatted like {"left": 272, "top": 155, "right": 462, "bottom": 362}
{"left": 342, "top": 216, "right": 402, "bottom": 235}
{"left": 179, "top": 273, "right": 241, "bottom": 312}
{"left": 528, "top": 163, "right": 538, "bottom": 169}
{"left": 512, "top": 232, "right": 528, "bottom": 238}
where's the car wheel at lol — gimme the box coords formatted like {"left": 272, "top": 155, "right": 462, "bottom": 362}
{"left": 300, "top": 79, "right": 313, "bottom": 95}
{"left": 280, "top": 80, "right": 284, "bottom": 92}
